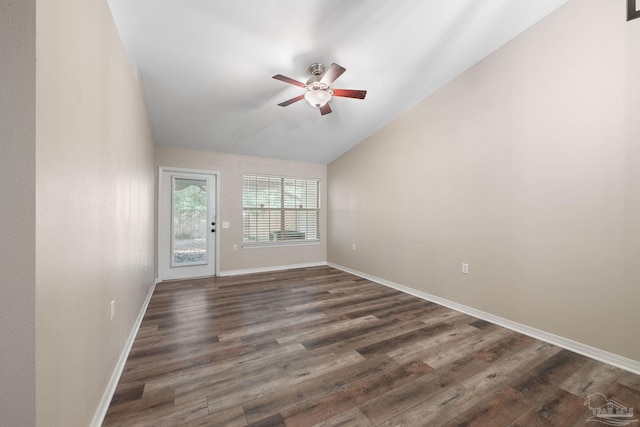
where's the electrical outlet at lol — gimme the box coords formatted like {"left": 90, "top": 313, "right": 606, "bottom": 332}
{"left": 462, "top": 263, "right": 469, "bottom": 275}
{"left": 110, "top": 300, "right": 115, "bottom": 320}
{"left": 233, "top": 244, "right": 238, "bottom": 251}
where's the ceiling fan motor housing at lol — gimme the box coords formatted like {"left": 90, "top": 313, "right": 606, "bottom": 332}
{"left": 308, "top": 63, "right": 325, "bottom": 77}
{"left": 306, "top": 64, "right": 325, "bottom": 85}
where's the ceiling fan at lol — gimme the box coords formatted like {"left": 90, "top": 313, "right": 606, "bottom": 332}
{"left": 273, "top": 63, "right": 367, "bottom": 116}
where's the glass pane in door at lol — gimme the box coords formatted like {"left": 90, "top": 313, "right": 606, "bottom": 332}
{"left": 172, "top": 177, "right": 208, "bottom": 266}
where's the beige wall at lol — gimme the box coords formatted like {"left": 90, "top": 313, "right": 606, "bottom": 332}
{"left": 328, "top": 0, "right": 640, "bottom": 362}
{"left": 156, "top": 146, "right": 327, "bottom": 274}
{"left": 0, "top": 1, "right": 36, "bottom": 425}
{"left": 35, "top": 0, "right": 156, "bottom": 425}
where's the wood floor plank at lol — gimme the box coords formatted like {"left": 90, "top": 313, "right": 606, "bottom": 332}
{"left": 343, "top": 297, "right": 437, "bottom": 322}
{"left": 176, "top": 347, "right": 340, "bottom": 409}
{"left": 618, "top": 371, "right": 640, "bottom": 392}
{"left": 506, "top": 349, "right": 592, "bottom": 408}
{"left": 120, "top": 335, "right": 280, "bottom": 384}
{"left": 359, "top": 355, "right": 490, "bottom": 425}
{"left": 387, "top": 324, "right": 481, "bottom": 365}
{"left": 604, "top": 381, "right": 640, "bottom": 420}
{"left": 102, "top": 266, "right": 640, "bottom": 427}
{"left": 421, "top": 324, "right": 513, "bottom": 369}
{"left": 559, "top": 357, "right": 622, "bottom": 398}
{"left": 276, "top": 315, "right": 379, "bottom": 346}
{"left": 245, "top": 413, "right": 286, "bottom": 427}
{"left": 377, "top": 337, "right": 564, "bottom": 426}
{"left": 142, "top": 342, "right": 308, "bottom": 396}
{"left": 184, "top": 405, "right": 246, "bottom": 427}
{"left": 217, "top": 312, "right": 328, "bottom": 341}
{"left": 104, "top": 397, "right": 208, "bottom": 427}
{"left": 355, "top": 322, "right": 455, "bottom": 358}
{"left": 103, "top": 385, "right": 176, "bottom": 424}
{"left": 441, "top": 386, "right": 530, "bottom": 427}
{"left": 241, "top": 354, "right": 398, "bottom": 424}
{"left": 326, "top": 318, "right": 437, "bottom": 356}
{"left": 507, "top": 388, "right": 586, "bottom": 426}
{"left": 193, "top": 350, "right": 365, "bottom": 414}
{"left": 301, "top": 316, "right": 402, "bottom": 351}
{"left": 310, "top": 407, "right": 375, "bottom": 427}
{"left": 279, "top": 358, "right": 433, "bottom": 427}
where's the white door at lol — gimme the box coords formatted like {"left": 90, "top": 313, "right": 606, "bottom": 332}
{"left": 159, "top": 168, "right": 218, "bottom": 281}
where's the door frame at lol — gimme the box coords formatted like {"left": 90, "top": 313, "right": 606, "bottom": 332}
{"left": 157, "top": 166, "right": 221, "bottom": 281}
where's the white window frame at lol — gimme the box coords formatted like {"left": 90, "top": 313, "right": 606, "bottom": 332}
{"left": 242, "top": 174, "right": 320, "bottom": 247}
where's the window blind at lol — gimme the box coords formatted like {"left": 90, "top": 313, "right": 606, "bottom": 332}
{"left": 243, "top": 174, "right": 320, "bottom": 245}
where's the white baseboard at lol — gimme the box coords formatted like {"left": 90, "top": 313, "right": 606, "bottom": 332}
{"left": 328, "top": 262, "right": 640, "bottom": 376}
{"left": 91, "top": 282, "right": 157, "bottom": 427}
{"left": 219, "top": 261, "right": 327, "bottom": 277}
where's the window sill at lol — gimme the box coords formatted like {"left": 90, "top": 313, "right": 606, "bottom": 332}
{"left": 242, "top": 240, "right": 321, "bottom": 249}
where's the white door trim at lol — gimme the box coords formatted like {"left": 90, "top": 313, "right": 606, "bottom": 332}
{"left": 158, "top": 166, "right": 221, "bottom": 281}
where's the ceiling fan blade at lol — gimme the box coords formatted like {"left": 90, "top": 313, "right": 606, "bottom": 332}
{"left": 320, "top": 63, "right": 346, "bottom": 86}
{"left": 277, "top": 94, "right": 305, "bottom": 107}
{"left": 319, "top": 103, "right": 332, "bottom": 115}
{"left": 272, "top": 74, "right": 306, "bottom": 88}
{"left": 332, "top": 89, "right": 367, "bottom": 99}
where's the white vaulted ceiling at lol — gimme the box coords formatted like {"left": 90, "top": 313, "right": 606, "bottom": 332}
{"left": 107, "top": 0, "right": 570, "bottom": 164}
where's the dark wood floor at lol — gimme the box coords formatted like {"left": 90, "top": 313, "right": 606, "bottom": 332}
{"left": 103, "top": 266, "right": 640, "bottom": 426}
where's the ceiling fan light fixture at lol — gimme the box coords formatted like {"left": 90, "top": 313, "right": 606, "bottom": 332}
{"left": 304, "top": 89, "right": 332, "bottom": 108}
